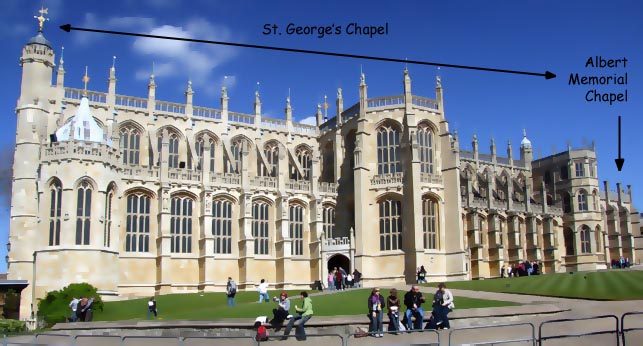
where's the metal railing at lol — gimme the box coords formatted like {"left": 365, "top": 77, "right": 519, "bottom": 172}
{"left": 347, "top": 328, "right": 440, "bottom": 346}
{"left": 621, "top": 311, "right": 643, "bottom": 346}
{"left": 538, "top": 314, "right": 620, "bottom": 346}
{"left": 275, "top": 333, "right": 344, "bottom": 346}
{"left": 449, "top": 322, "right": 536, "bottom": 346}
{"left": 6, "top": 312, "right": 643, "bottom": 346}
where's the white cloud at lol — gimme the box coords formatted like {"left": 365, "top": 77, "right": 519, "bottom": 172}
{"left": 298, "top": 116, "right": 317, "bottom": 126}
{"left": 73, "top": 14, "right": 237, "bottom": 98}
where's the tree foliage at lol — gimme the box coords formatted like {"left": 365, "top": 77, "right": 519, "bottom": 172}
{"left": 37, "top": 283, "right": 104, "bottom": 326}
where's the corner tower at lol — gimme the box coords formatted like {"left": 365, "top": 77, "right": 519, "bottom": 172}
{"left": 8, "top": 8, "right": 56, "bottom": 320}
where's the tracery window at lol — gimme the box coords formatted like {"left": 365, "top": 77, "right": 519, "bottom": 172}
{"left": 103, "top": 189, "right": 114, "bottom": 247}
{"left": 289, "top": 204, "right": 304, "bottom": 256}
{"left": 49, "top": 180, "right": 62, "bottom": 246}
{"left": 377, "top": 125, "right": 401, "bottom": 174}
{"left": 379, "top": 199, "right": 402, "bottom": 251}
{"left": 252, "top": 201, "right": 269, "bottom": 255}
{"left": 75, "top": 181, "right": 92, "bottom": 245}
{"left": 120, "top": 127, "right": 141, "bottom": 165}
{"left": 125, "top": 194, "right": 150, "bottom": 252}
{"left": 417, "top": 125, "right": 434, "bottom": 174}
{"left": 323, "top": 206, "right": 336, "bottom": 239}
{"left": 170, "top": 196, "right": 193, "bottom": 253}
{"left": 422, "top": 198, "right": 438, "bottom": 249}
{"left": 212, "top": 199, "right": 233, "bottom": 254}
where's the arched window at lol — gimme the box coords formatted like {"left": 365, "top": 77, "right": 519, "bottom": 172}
{"left": 595, "top": 225, "right": 602, "bottom": 251}
{"left": 580, "top": 225, "right": 591, "bottom": 253}
{"left": 212, "top": 199, "right": 232, "bottom": 254}
{"left": 103, "top": 188, "right": 114, "bottom": 247}
{"left": 422, "top": 198, "right": 438, "bottom": 249}
{"left": 261, "top": 142, "right": 279, "bottom": 177}
{"left": 252, "top": 201, "right": 269, "bottom": 255}
{"left": 49, "top": 180, "right": 62, "bottom": 246}
{"left": 119, "top": 127, "right": 141, "bottom": 165}
{"left": 377, "top": 125, "right": 401, "bottom": 174}
{"left": 170, "top": 196, "right": 193, "bottom": 253}
{"left": 157, "top": 131, "right": 180, "bottom": 168}
{"left": 417, "top": 125, "right": 434, "bottom": 174}
{"left": 378, "top": 198, "right": 402, "bottom": 251}
{"left": 323, "top": 206, "right": 336, "bottom": 239}
{"left": 578, "top": 191, "right": 588, "bottom": 211}
{"left": 125, "top": 193, "right": 150, "bottom": 252}
{"left": 593, "top": 190, "right": 599, "bottom": 211}
{"left": 289, "top": 204, "right": 304, "bottom": 256}
{"left": 168, "top": 133, "right": 179, "bottom": 168}
{"left": 292, "top": 147, "right": 312, "bottom": 181}
{"left": 196, "top": 135, "right": 216, "bottom": 172}
{"left": 225, "top": 139, "right": 243, "bottom": 174}
{"left": 75, "top": 181, "right": 92, "bottom": 245}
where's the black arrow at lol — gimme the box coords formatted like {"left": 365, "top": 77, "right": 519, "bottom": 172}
{"left": 615, "top": 115, "right": 624, "bottom": 171}
{"left": 60, "top": 24, "right": 556, "bottom": 80}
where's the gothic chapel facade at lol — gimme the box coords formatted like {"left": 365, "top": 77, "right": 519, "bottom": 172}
{"left": 7, "top": 23, "right": 641, "bottom": 319}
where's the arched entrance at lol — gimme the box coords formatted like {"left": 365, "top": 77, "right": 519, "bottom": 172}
{"left": 327, "top": 254, "right": 350, "bottom": 274}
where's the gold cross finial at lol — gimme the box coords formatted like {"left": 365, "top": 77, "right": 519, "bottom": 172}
{"left": 82, "top": 66, "right": 90, "bottom": 96}
{"left": 34, "top": 7, "right": 49, "bottom": 32}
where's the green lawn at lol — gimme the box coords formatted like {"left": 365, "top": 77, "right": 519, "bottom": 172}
{"left": 94, "top": 288, "right": 517, "bottom": 321}
{"left": 426, "top": 270, "right": 643, "bottom": 300}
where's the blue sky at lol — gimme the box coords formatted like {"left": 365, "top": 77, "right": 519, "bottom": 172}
{"left": 0, "top": 0, "right": 641, "bottom": 271}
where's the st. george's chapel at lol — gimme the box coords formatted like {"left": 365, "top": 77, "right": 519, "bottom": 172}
{"left": 6, "top": 11, "right": 642, "bottom": 319}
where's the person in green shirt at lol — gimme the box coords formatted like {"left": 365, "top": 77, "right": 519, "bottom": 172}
{"left": 282, "top": 291, "right": 313, "bottom": 341}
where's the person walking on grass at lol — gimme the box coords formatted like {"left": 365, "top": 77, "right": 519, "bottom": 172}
{"left": 386, "top": 288, "right": 401, "bottom": 334}
{"left": 283, "top": 291, "right": 313, "bottom": 341}
{"left": 328, "top": 270, "right": 335, "bottom": 292}
{"left": 69, "top": 297, "right": 79, "bottom": 322}
{"left": 257, "top": 279, "right": 270, "bottom": 303}
{"left": 352, "top": 269, "right": 362, "bottom": 288}
{"left": 334, "top": 268, "right": 342, "bottom": 291}
{"left": 147, "top": 297, "right": 158, "bottom": 318}
{"left": 226, "top": 277, "right": 237, "bottom": 306}
{"left": 368, "top": 288, "right": 386, "bottom": 338}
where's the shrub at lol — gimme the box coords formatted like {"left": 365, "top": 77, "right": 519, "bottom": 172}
{"left": 37, "top": 283, "right": 104, "bottom": 327}
{"left": 0, "top": 319, "right": 26, "bottom": 334}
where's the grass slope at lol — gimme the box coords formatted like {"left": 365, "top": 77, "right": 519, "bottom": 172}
{"left": 426, "top": 270, "right": 643, "bottom": 300}
{"left": 94, "top": 288, "right": 517, "bottom": 321}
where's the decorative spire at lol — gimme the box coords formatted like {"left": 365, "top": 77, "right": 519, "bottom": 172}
{"left": 34, "top": 7, "right": 49, "bottom": 33}
{"left": 59, "top": 46, "right": 64, "bottom": 68}
{"left": 221, "top": 85, "right": 227, "bottom": 98}
{"left": 323, "top": 95, "right": 328, "bottom": 121}
{"left": 255, "top": 90, "right": 260, "bottom": 103}
{"left": 82, "top": 66, "right": 90, "bottom": 96}
{"left": 360, "top": 72, "right": 366, "bottom": 86}
{"left": 112, "top": 56, "right": 117, "bottom": 69}
{"left": 186, "top": 79, "right": 193, "bottom": 94}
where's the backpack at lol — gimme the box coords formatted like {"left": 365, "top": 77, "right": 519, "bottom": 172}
{"left": 229, "top": 282, "right": 237, "bottom": 295}
{"left": 256, "top": 325, "right": 269, "bottom": 341}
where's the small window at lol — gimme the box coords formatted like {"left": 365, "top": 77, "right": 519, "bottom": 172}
{"left": 575, "top": 162, "right": 585, "bottom": 177}
{"left": 544, "top": 171, "right": 551, "bottom": 184}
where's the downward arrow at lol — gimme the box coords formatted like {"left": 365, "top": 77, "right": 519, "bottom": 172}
{"left": 615, "top": 115, "right": 624, "bottom": 171}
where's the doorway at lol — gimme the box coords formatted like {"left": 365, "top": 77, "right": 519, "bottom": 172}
{"left": 327, "top": 254, "right": 350, "bottom": 274}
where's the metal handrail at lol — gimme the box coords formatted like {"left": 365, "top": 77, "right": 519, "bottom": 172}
{"left": 271, "top": 333, "right": 344, "bottom": 345}
{"left": 620, "top": 311, "right": 643, "bottom": 346}
{"left": 538, "top": 314, "right": 620, "bottom": 346}
{"left": 448, "top": 322, "right": 536, "bottom": 346}
{"left": 346, "top": 328, "right": 440, "bottom": 346}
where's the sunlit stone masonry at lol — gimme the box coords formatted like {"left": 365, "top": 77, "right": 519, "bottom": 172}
{"left": 7, "top": 20, "right": 641, "bottom": 320}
